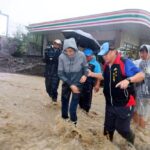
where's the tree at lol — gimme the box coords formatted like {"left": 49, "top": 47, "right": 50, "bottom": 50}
{"left": 13, "top": 25, "right": 43, "bottom": 56}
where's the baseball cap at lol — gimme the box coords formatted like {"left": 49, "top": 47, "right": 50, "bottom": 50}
{"left": 98, "top": 42, "right": 115, "bottom": 56}
{"left": 54, "top": 39, "right": 62, "bottom": 45}
{"left": 83, "top": 48, "right": 93, "bottom": 56}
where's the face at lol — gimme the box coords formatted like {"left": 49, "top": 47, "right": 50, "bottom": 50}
{"left": 65, "top": 48, "right": 75, "bottom": 57}
{"left": 53, "top": 42, "right": 61, "bottom": 49}
{"left": 86, "top": 55, "right": 93, "bottom": 62}
{"left": 139, "top": 50, "right": 148, "bottom": 60}
{"left": 102, "top": 50, "right": 116, "bottom": 64}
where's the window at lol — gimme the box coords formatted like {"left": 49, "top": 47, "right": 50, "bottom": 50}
{"left": 119, "top": 42, "right": 139, "bottom": 59}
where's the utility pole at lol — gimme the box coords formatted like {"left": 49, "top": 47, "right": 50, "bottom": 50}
{"left": 0, "top": 11, "right": 9, "bottom": 36}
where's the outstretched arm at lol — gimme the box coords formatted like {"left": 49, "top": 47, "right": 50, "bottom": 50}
{"left": 88, "top": 69, "right": 103, "bottom": 80}
{"left": 116, "top": 72, "right": 145, "bottom": 89}
{"left": 116, "top": 59, "right": 145, "bottom": 89}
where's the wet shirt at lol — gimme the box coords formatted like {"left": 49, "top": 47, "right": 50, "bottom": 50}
{"left": 139, "top": 59, "right": 150, "bottom": 99}
{"left": 88, "top": 57, "right": 102, "bottom": 73}
{"left": 58, "top": 38, "right": 88, "bottom": 87}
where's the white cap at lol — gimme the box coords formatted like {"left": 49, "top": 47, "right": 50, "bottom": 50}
{"left": 54, "top": 39, "right": 62, "bottom": 45}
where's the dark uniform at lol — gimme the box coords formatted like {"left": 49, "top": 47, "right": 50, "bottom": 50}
{"left": 43, "top": 45, "right": 61, "bottom": 102}
{"left": 79, "top": 64, "right": 96, "bottom": 112}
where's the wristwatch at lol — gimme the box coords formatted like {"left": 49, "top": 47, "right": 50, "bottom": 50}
{"left": 126, "top": 77, "right": 131, "bottom": 83}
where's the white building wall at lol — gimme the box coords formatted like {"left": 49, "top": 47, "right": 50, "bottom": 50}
{"left": 90, "top": 30, "right": 116, "bottom": 41}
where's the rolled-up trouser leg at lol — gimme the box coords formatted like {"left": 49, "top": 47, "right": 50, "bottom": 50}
{"left": 69, "top": 93, "right": 80, "bottom": 122}
{"left": 61, "top": 83, "right": 71, "bottom": 119}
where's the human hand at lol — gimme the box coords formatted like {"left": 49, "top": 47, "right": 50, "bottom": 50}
{"left": 94, "top": 85, "right": 100, "bottom": 93}
{"left": 80, "top": 75, "right": 87, "bottom": 83}
{"left": 88, "top": 70, "right": 94, "bottom": 77}
{"left": 70, "top": 85, "right": 80, "bottom": 93}
{"left": 115, "top": 79, "right": 130, "bottom": 89}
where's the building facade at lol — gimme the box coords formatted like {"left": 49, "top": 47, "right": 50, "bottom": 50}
{"left": 28, "top": 9, "right": 150, "bottom": 58}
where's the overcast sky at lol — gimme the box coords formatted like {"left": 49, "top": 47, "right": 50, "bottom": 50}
{"left": 0, "top": 0, "right": 150, "bottom": 35}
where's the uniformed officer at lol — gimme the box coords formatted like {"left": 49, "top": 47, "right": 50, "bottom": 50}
{"left": 43, "top": 39, "right": 62, "bottom": 104}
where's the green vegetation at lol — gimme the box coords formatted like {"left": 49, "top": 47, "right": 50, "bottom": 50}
{"left": 8, "top": 26, "right": 42, "bottom": 57}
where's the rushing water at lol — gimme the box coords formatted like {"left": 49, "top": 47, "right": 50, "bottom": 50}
{"left": 0, "top": 73, "right": 149, "bottom": 150}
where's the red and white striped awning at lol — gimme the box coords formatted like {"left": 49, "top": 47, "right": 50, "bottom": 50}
{"left": 28, "top": 9, "right": 150, "bottom": 33}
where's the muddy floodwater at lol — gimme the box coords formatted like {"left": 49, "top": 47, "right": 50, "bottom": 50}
{"left": 0, "top": 73, "right": 149, "bottom": 150}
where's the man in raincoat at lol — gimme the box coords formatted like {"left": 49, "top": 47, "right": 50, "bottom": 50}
{"left": 134, "top": 44, "right": 150, "bottom": 128}
{"left": 58, "top": 38, "right": 88, "bottom": 125}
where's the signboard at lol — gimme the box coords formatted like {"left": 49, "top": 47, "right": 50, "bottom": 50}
{"left": 0, "top": 13, "right": 8, "bottom": 36}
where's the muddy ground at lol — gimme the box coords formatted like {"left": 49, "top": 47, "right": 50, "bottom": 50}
{"left": 0, "top": 72, "right": 150, "bottom": 150}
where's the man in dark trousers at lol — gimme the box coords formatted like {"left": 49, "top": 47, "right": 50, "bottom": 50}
{"left": 79, "top": 48, "right": 103, "bottom": 113}
{"left": 43, "top": 39, "right": 62, "bottom": 104}
{"left": 98, "top": 42, "right": 144, "bottom": 147}
{"left": 58, "top": 38, "right": 88, "bottom": 126}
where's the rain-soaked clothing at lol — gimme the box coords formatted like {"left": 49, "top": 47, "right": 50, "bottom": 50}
{"left": 79, "top": 57, "right": 101, "bottom": 112}
{"left": 103, "top": 54, "right": 141, "bottom": 144}
{"left": 58, "top": 38, "right": 88, "bottom": 123}
{"left": 135, "top": 45, "right": 150, "bottom": 121}
{"left": 61, "top": 82, "right": 81, "bottom": 122}
{"left": 43, "top": 45, "right": 61, "bottom": 101}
